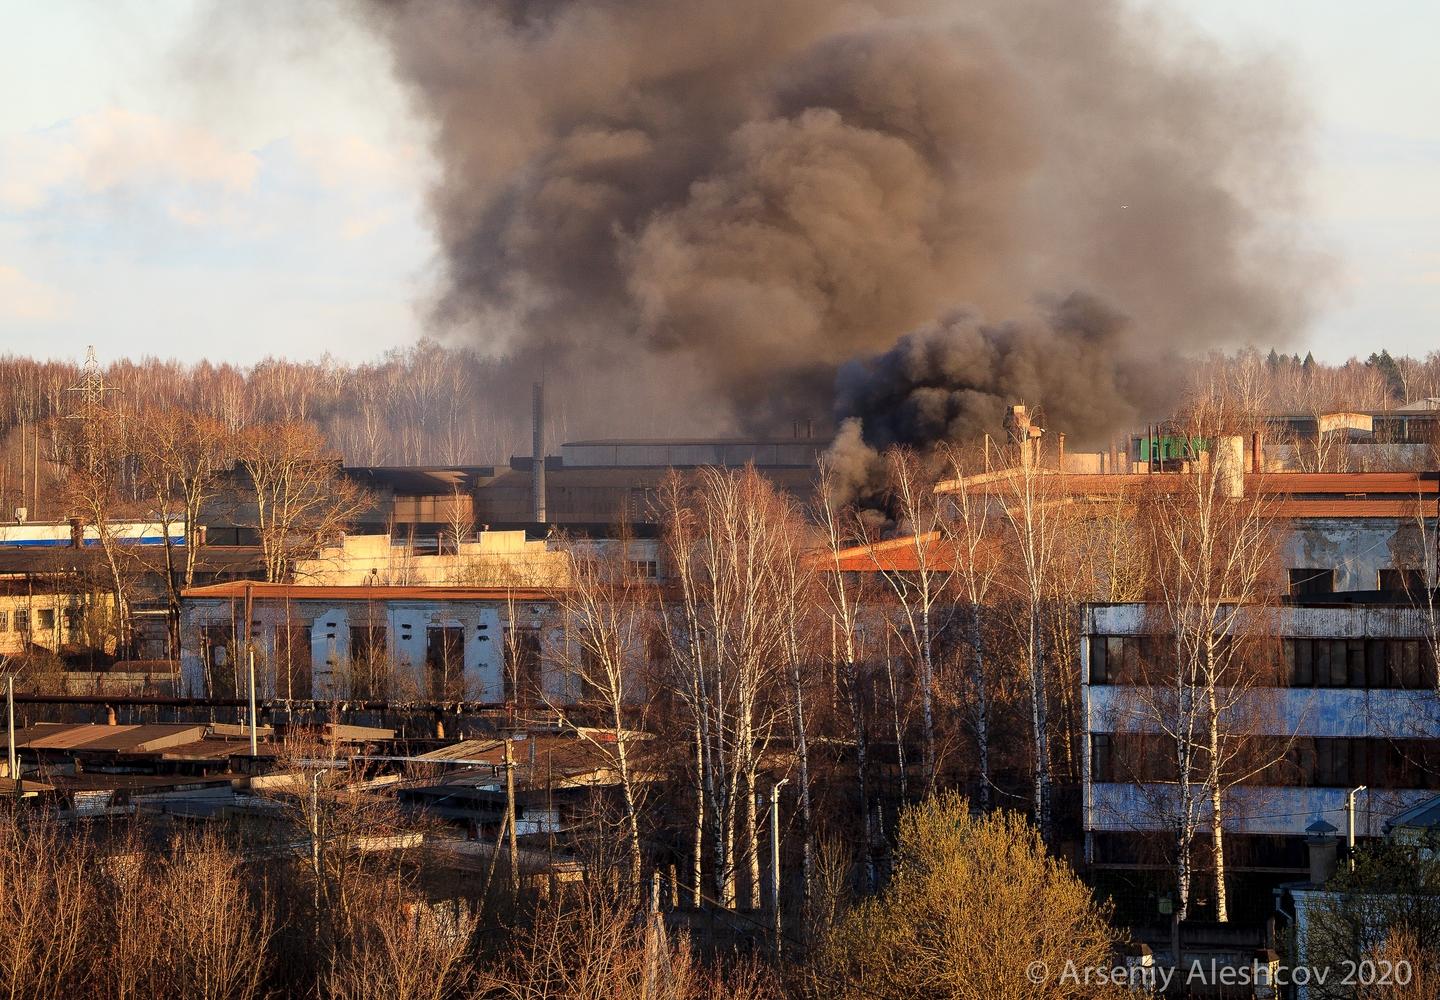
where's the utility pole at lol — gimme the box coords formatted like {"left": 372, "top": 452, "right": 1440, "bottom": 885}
{"left": 6, "top": 673, "right": 16, "bottom": 783}
{"left": 311, "top": 769, "right": 323, "bottom": 913}
{"left": 244, "top": 585, "right": 259, "bottom": 755}
{"left": 1346, "top": 785, "right": 1367, "bottom": 871}
{"left": 248, "top": 648, "right": 259, "bottom": 756}
{"left": 244, "top": 582, "right": 257, "bottom": 755}
{"left": 504, "top": 734, "right": 519, "bottom": 896}
{"left": 770, "top": 778, "right": 788, "bottom": 960}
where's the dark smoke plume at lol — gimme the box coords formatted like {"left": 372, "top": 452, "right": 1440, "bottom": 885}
{"left": 359, "top": 0, "right": 1314, "bottom": 443}
{"left": 835, "top": 294, "right": 1170, "bottom": 447}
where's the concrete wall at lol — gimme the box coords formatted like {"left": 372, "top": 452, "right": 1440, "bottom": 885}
{"left": 294, "top": 530, "right": 573, "bottom": 587}
{"left": 0, "top": 590, "right": 102, "bottom": 655}
{"left": 1088, "top": 783, "right": 1431, "bottom": 837}
{"left": 1091, "top": 686, "right": 1440, "bottom": 740}
{"left": 1282, "top": 518, "right": 1417, "bottom": 593}
{"left": 1089, "top": 602, "right": 1439, "bottom": 638}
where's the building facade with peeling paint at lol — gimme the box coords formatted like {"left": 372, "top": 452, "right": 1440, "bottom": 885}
{"left": 179, "top": 582, "right": 572, "bottom": 705}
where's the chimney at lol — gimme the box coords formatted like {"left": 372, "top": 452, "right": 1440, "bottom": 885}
{"left": 531, "top": 382, "right": 547, "bottom": 524}
{"left": 1218, "top": 436, "right": 1246, "bottom": 499}
{"left": 1057, "top": 432, "right": 1066, "bottom": 472}
{"left": 1305, "top": 819, "right": 1339, "bottom": 884}
{"left": 1251, "top": 430, "right": 1262, "bottom": 474}
{"left": 1004, "top": 404, "right": 1043, "bottom": 468}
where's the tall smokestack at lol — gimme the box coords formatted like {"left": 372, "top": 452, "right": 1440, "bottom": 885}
{"left": 531, "top": 382, "right": 547, "bottom": 524}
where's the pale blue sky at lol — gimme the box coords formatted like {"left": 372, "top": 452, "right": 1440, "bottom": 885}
{"left": 0, "top": 1, "right": 1435, "bottom": 366}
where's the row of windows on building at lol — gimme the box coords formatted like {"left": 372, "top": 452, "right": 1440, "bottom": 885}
{"left": 197, "top": 621, "right": 547, "bottom": 702}
{"left": 1289, "top": 566, "right": 1428, "bottom": 597}
{"left": 1092, "top": 734, "right": 1440, "bottom": 790}
{"left": 1088, "top": 634, "right": 1437, "bottom": 690}
{"left": 0, "top": 607, "right": 83, "bottom": 634}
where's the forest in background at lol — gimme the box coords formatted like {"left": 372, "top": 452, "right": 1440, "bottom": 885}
{"left": 0, "top": 342, "right": 1433, "bottom": 493}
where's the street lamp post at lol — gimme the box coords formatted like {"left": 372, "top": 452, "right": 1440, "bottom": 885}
{"left": 770, "top": 778, "right": 789, "bottom": 959}
{"left": 1346, "top": 785, "right": 1368, "bottom": 871}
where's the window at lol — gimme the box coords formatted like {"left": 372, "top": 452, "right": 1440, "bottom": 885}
{"left": 1289, "top": 568, "right": 1334, "bottom": 597}
{"left": 426, "top": 626, "right": 465, "bottom": 699}
{"left": 62, "top": 608, "right": 81, "bottom": 634}
{"left": 504, "top": 627, "right": 543, "bottom": 705}
{"left": 349, "top": 624, "right": 389, "bottom": 698}
{"left": 629, "top": 559, "right": 658, "bottom": 579}
{"left": 0, "top": 611, "right": 9, "bottom": 632}
{"left": 274, "top": 625, "right": 312, "bottom": 700}
{"left": 200, "top": 623, "right": 236, "bottom": 695}
{"left": 13, "top": 610, "right": 29, "bottom": 633}
{"left": 1088, "top": 635, "right": 1165, "bottom": 685}
{"left": 350, "top": 625, "right": 387, "bottom": 664}
{"left": 1379, "top": 568, "right": 1427, "bottom": 594}
{"left": 37, "top": 609, "right": 55, "bottom": 632}
{"left": 1285, "top": 637, "right": 1432, "bottom": 689}
{"left": 1091, "top": 734, "right": 1114, "bottom": 782}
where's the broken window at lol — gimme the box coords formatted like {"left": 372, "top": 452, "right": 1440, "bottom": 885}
{"left": 426, "top": 626, "right": 465, "bottom": 699}
{"left": 504, "top": 627, "right": 543, "bottom": 705}
{"left": 1288, "top": 567, "right": 1334, "bottom": 597}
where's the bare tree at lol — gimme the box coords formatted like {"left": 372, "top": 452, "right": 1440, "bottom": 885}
{"left": 1139, "top": 393, "right": 1280, "bottom": 925}
{"left": 135, "top": 407, "right": 232, "bottom": 657}
{"left": 814, "top": 459, "right": 881, "bottom": 890}
{"left": 546, "top": 536, "right": 652, "bottom": 892}
{"left": 656, "top": 467, "right": 792, "bottom": 909}
{"left": 234, "top": 422, "right": 370, "bottom": 582}
{"left": 990, "top": 429, "right": 1063, "bottom": 842}
{"left": 937, "top": 444, "right": 1004, "bottom": 809}
{"left": 861, "top": 448, "right": 959, "bottom": 792}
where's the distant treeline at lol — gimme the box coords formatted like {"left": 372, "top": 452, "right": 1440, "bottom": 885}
{"left": 0, "top": 342, "right": 1433, "bottom": 480}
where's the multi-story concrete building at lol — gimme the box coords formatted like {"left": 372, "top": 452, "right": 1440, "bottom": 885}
{"left": 1082, "top": 601, "right": 1439, "bottom": 865}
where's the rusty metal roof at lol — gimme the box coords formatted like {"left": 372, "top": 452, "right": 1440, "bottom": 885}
{"left": 13, "top": 723, "right": 277, "bottom": 757}
{"left": 823, "top": 532, "right": 958, "bottom": 573}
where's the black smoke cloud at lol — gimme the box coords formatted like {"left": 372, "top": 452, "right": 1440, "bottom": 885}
{"left": 835, "top": 294, "right": 1173, "bottom": 450}
{"left": 357, "top": 0, "right": 1315, "bottom": 444}
{"left": 826, "top": 294, "right": 1176, "bottom": 499}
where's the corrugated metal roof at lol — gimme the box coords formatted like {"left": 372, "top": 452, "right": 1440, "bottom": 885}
{"left": 78, "top": 725, "right": 209, "bottom": 753}
{"left": 415, "top": 738, "right": 503, "bottom": 762}
{"left": 13, "top": 723, "right": 275, "bottom": 757}
{"left": 0, "top": 776, "right": 54, "bottom": 795}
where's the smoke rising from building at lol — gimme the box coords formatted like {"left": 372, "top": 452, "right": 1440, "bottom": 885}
{"left": 359, "top": 0, "right": 1315, "bottom": 444}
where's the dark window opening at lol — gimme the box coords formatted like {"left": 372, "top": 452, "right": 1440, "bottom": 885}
{"left": 1289, "top": 567, "right": 1334, "bottom": 597}
{"left": 427, "top": 626, "right": 465, "bottom": 699}
{"left": 1379, "top": 568, "right": 1427, "bottom": 594}
{"left": 275, "top": 624, "right": 313, "bottom": 700}
{"left": 504, "top": 628, "right": 543, "bottom": 705}
{"left": 349, "top": 624, "right": 389, "bottom": 698}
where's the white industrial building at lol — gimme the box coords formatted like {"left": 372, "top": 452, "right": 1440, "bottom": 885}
{"left": 179, "top": 582, "right": 571, "bottom": 704}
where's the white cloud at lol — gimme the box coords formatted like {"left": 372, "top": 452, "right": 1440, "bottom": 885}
{"left": 292, "top": 133, "right": 423, "bottom": 190}
{"left": 0, "top": 265, "right": 67, "bottom": 321}
{"left": 0, "top": 107, "right": 259, "bottom": 212}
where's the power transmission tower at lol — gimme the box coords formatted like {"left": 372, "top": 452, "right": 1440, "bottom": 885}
{"left": 65, "top": 346, "right": 118, "bottom": 473}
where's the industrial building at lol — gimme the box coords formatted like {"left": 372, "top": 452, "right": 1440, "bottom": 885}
{"left": 202, "top": 435, "right": 825, "bottom": 545}
{"left": 179, "top": 581, "right": 570, "bottom": 704}
{"left": 341, "top": 438, "right": 824, "bottom": 537}
{"left": 1082, "top": 600, "right": 1440, "bottom": 852}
